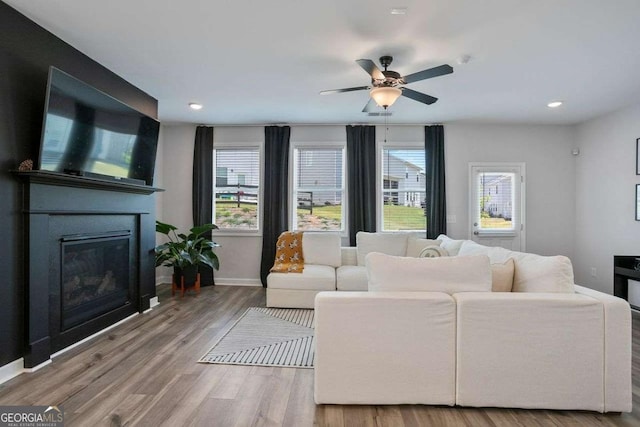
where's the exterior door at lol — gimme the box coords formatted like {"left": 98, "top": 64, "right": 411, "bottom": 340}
{"left": 469, "top": 163, "right": 525, "bottom": 251}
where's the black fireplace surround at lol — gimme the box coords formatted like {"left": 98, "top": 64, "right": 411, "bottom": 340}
{"left": 18, "top": 171, "right": 161, "bottom": 368}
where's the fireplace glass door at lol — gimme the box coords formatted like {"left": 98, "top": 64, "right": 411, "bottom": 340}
{"left": 61, "top": 232, "right": 132, "bottom": 330}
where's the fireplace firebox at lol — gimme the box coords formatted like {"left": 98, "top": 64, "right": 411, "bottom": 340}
{"left": 61, "top": 232, "right": 132, "bottom": 331}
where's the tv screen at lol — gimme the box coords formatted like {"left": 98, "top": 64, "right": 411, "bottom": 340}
{"left": 38, "top": 67, "right": 160, "bottom": 186}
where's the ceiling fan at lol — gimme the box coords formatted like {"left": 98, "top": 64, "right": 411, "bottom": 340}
{"left": 320, "top": 56, "right": 453, "bottom": 112}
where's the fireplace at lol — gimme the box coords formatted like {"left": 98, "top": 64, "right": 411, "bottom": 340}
{"left": 18, "top": 170, "right": 160, "bottom": 368}
{"left": 61, "top": 232, "right": 133, "bottom": 331}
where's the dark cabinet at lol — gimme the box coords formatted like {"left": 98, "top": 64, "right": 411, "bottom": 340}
{"left": 613, "top": 255, "right": 640, "bottom": 310}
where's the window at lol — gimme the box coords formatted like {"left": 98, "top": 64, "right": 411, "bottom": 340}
{"left": 381, "top": 148, "right": 426, "bottom": 231}
{"left": 292, "top": 147, "right": 345, "bottom": 231}
{"left": 213, "top": 148, "right": 260, "bottom": 230}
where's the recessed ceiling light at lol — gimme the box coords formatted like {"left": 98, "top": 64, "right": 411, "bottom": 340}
{"left": 189, "top": 103, "right": 203, "bottom": 110}
{"left": 547, "top": 101, "right": 563, "bottom": 108}
{"left": 391, "top": 7, "right": 407, "bottom": 15}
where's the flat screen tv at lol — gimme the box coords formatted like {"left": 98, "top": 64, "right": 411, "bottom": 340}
{"left": 38, "top": 67, "right": 160, "bottom": 186}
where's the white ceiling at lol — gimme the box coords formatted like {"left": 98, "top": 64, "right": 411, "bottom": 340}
{"left": 6, "top": 0, "right": 640, "bottom": 125}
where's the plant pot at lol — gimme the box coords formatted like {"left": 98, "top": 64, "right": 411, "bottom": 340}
{"left": 172, "top": 265, "right": 200, "bottom": 297}
{"left": 174, "top": 265, "right": 198, "bottom": 286}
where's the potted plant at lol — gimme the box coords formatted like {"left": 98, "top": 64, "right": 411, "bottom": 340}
{"left": 154, "top": 220, "right": 220, "bottom": 296}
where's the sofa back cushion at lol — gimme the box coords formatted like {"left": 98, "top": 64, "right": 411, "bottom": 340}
{"left": 366, "top": 252, "right": 492, "bottom": 294}
{"left": 303, "top": 232, "right": 342, "bottom": 267}
{"left": 356, "top": 232, "right": 410, "bottom": 266}
{"left": 406, "top": 237, "right": 442, "bottom": 257}
{"left": 459, "top": 240, "right": 574, "bottom": 293}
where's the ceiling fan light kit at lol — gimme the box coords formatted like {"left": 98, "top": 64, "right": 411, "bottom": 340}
{"left": 320, "top": 55, "right": 453, "bottom": 112}
{"left": 370, "top": 86, "right": 402, "bottom": 109}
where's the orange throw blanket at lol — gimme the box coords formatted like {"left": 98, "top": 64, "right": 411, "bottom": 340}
{"left": 270, "top": 231, "right": 304, "bottom": 273}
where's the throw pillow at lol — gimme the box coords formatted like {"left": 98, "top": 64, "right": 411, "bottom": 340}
{"left": 406, "top": 237, "right": 442, "bottom": 257}
{"left": 436, "top": 234, "right": 465, "bottom": 256}
{"left": 418, "top": 245, "right": 449, "bottom": 258}
{"left": 366, "top": 252, "right": 492, "bottom": 294}
{"left": 512, "top": 253, "right": 575, "bottom": 293}
{"left": 270, "top": 231, "right": 304, "bottom": 273}
{"left": 491, "top": 258, "right": 515, "bottom": 292}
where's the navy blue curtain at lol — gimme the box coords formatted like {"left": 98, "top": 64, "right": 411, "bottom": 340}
{"left": 260, "top": 126, "right": 291, "bottom": 286}
{"left": 346, "top": 125, "right": 377, "bottom": 246}
{"left": 425, "top": 125, "right": 446, "bottom": 239}
{"left": 192, "top": 125, "right": 215, "bottom": 285}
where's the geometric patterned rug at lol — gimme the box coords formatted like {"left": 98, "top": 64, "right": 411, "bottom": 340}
{"left": 198, "top": 307, "right": 315, "bottom": 368}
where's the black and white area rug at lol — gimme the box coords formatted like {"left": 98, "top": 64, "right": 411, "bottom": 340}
{"left": 198, "top": 307, "right": 315, "bottom": 368}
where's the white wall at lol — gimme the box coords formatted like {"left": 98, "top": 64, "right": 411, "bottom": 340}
{"left": 445, "top": 124, "right": 576, "bottom": 258}
{"left": 159, "top": 122, "right": 577, "bottom": 284}
{"left": 574, "top": 102, "right": 640, "bottom": 293}
{"left": 156, "top": 124, "right": 196, "bottom": 284}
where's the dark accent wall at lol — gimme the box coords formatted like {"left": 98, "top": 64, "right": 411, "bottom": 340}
{"left": 0, "top": 1, "right": 158, "bottom": 368}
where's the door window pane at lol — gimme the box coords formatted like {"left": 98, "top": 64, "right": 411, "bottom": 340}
{"left": 477, "top": 172, "right": 514, "bottom": 230}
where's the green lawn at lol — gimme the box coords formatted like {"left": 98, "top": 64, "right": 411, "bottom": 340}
{"left": 297, "top": 204, "right": 426, "bottom": 231}
{"left": 382, "top": 204, "right": 425, "bottom": 230}
{"left": 214, "top": 202, "right": 428, "bottom": 231}
{"left": 480, "top": 217, "right": 513, "bottom": 229}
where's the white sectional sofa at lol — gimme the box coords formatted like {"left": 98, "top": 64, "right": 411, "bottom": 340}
{"left": 266, "top": 231, "right": 440, "bottom": 308}
{"left": 312, "top": 236, "right": 633, "bottom": 412}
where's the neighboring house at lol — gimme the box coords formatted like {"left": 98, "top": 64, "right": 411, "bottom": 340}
{"left": 383, "top": 154, "right": 426, "bottom": 208}
{"left": 215, "top": 150, "right": 260, "bottom": 204}
{"left": 296, "top": 149, "right": 342, "bottom": 205}
{"left": 481, "top": 174, "right": 513, "bottom": 220}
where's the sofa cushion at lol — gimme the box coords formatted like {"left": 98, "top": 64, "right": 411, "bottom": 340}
{"left": 491, "top": 258, "right": 515, "bottom": 292}
{"left": 436, "top": 234, "right": 465, "bottom": 256}
{"left": 454, "top": 292, "right": 604, "bottom": 411}
{"left": 267, "top": 265, "right": 335, "bottom": 291}
{"left": 406, "top": 237, "right": 442, "bottom": 257}
{"left": 336, "top": 265, "right": 368, "bottom": 291}
{"left": 366, "top": 253, "right": 492, "bottom": 294}
{"left": 303, "top": 232, "right": 341, "bottom": 267}
{"left": 356, "top": 232, "right": 410, "bottom": 266}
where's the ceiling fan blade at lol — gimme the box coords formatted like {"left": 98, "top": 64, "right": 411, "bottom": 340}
{"left": 402, "top": 64, "right": 453, "bottom": 84}
{"left": 356, "top": 59, "right": 385, "bottom": 80}
{"left": 401, "top": 87, "right": 438, "bottom": 105}
{"left": 319, "top": 86, "right": 370, "bottom": 95}
{"left": 362, "top": 98, "right": 376, "bottom": 113}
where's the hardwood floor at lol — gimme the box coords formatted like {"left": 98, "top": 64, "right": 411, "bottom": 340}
{"left": 1, "top": 285, "right": 639, "bottom": 426}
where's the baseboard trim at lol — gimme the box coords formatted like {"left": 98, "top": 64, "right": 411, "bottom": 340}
{"left": 22, "top": 359, "right": 51, "bottom": 373}
{"left": 0, "top": 358, "right": 24, "bottom": 385}
{"left": 50, "top": 313, "right": 138, "bottom": 359}
{"left": 149, "top": 296, "right": 159, "bottom": 309}
{"left": 215, "top": 278, "right": 262, "bottom": 287}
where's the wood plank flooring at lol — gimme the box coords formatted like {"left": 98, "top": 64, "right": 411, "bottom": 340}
{"left": 1, "top": 285, "right": 639, "bottom": 426}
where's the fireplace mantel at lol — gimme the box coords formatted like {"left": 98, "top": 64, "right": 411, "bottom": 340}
{"left": 15, "top": 170, "right": 163, "bottom": 195}
{"left": 18, "top": 172, "right": 161, "bottom": 368}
